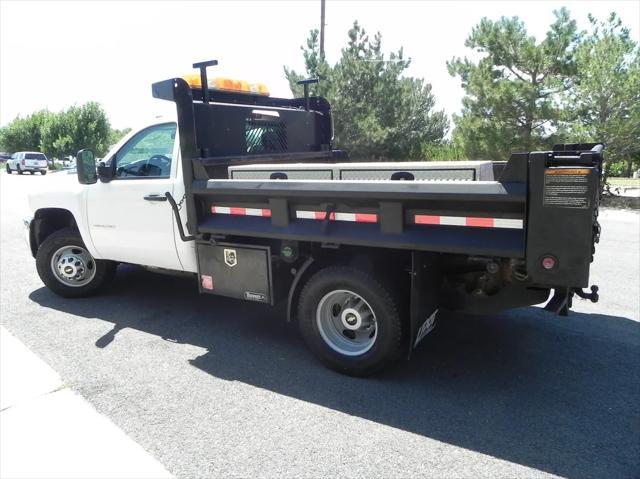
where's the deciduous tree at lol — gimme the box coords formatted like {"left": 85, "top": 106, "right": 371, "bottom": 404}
{"left": 1, "top": 102, "right": 114, "bottom": 160}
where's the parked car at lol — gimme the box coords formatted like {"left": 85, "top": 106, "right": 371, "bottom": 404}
{"left": 61, "top": 156, "right": 75, "bottom": 167}
{"left": 6, "top": 152, "right": 48, "bottom": 175}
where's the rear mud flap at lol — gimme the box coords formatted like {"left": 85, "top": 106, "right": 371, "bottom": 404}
{"left": 409, "top": 251, "right": 440, "bottom": 355}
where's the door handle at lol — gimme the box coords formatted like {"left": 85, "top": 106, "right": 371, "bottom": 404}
{"left": 144, "top": 193, "right": 167, "bottom": 202}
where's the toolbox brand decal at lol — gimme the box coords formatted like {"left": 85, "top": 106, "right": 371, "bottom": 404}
{"left": 201, "top": 275, "right": 214, "bottom": 290}
{"left": 244, "top": 291, "right": 267, "bottom": 302}
{"left": 223, "top": 249, "right": 238, "bottom": 267}
{"left": 414, "top": 309, "right": 438, "bottom": 347}
{"left": 414, "top": 215, "right": 523, "bottom": 229}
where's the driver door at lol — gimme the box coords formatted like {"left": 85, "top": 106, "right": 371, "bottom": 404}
{"left": 87, "top": 122, "right": 183, "bottom": 270}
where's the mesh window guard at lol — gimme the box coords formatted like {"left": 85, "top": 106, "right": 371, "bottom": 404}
{"left": 245, "top": 119, "right": 287, "bottom": 154}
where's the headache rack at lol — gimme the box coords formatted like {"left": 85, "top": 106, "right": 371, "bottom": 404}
{"left": 152, "top": 60, "right": 345, "bottom": 175}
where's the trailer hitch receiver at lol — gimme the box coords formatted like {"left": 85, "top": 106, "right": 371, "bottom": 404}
{"left": 574, "top": 285, "right": 599, "bottom": 303}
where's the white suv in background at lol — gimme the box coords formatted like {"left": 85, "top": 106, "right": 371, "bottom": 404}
{"left": 6, "top": 151, "right": 48, "bottom": 175}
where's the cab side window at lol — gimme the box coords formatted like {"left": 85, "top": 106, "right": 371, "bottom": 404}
{"left": 114, "top": 123, "right": 176, "bottom": 178}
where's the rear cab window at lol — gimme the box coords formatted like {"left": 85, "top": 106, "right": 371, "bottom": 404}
{"left": 25, "top": 153, "right": 47, "bottom": 161}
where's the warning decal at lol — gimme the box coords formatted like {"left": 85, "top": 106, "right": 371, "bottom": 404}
{"left": 543, "top": 168, "right": 590, "bottom": 208}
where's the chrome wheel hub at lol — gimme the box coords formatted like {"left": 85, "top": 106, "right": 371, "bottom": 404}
{"left": 341, "top": 308, "right": 363, "bottom": 330}
{"left": 316, "top": 289, "right": 377, "bottom": 356}
{"left": 50, "top": 245, "right": 96, "bottom": 287}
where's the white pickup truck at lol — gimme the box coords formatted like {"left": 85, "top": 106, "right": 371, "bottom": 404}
{"left": 23, "top": 117, "right": 495, "bottom": 299}
{"left": 23, "top": 63, "right": 603, "bottom": 375}
{"left": 25, "top": 118, "right": 198, "bottom": 298}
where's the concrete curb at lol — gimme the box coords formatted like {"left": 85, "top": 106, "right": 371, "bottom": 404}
{"left": 601, "top": 194, "right": 640, "bottom": 209}
{"left": 0, "top": 326, "right": 173, "bottom": 479}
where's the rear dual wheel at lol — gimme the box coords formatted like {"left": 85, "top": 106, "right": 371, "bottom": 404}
{"left": 297, "top": 267, "right": 405, "bottom": 376}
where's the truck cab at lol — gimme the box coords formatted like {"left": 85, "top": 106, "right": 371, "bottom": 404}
{"left": 26, "top": 118, "right": 197, "bottom": 273}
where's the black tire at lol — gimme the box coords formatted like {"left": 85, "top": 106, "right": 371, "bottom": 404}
{"left": 5, "top": 164, "right": 10, "bottom": 174}
{"left": 297, "top": 266, "right": 405, "bottom": 376}
{"left": 17, "top": 165, "right": 23, "bottom": 175}
{"left": 41, "top": 170, "right": 47, "bottom": 175}
{"left": 29, "top": 171, "right": 34, "bottom": 175}
{"left": 36, "top": 228, "right": 117, "bottom": 298}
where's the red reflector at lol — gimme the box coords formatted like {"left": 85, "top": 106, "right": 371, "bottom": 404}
{"left": 201, "top": 274, "right": 214, "bottom": 290}
{"left": 542, "top": 256, "right": 557, "bottom": 270}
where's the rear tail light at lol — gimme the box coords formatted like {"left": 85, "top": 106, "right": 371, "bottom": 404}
{"left": 21, "top": 159, "right": 25, "bottom": 166}
{"left": 541, "top": 255, "right": 557, "bottom": 270}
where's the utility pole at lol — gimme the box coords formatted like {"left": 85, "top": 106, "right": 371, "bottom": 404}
{"left": 320, "top": 0, "right": 326, "bottom": 59}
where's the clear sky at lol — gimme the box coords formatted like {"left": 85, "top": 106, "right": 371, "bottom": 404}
{"left": 1, "top": 0, "right": 638, "bottom": 130}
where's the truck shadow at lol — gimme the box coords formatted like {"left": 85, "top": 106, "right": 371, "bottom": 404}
{"left": 29, "top": 265, "right": 640, "bottom": 479}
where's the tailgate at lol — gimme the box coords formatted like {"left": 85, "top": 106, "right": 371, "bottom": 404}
{"left": 525, "top": 144, "right": 603, "bottom": 289}
{"left": 25, "top": 159, "right": 47, "bottom": 167}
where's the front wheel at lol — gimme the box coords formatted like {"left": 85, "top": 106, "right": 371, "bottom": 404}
{"left": 29, "top": 171, "right": 34, "bottom": 175}
{"left": 297, "top": 266, "right": 405, "bottom": 376}
{"left": 36, "top": 228, "right": 117, "bottom": 298}
{"left": 5, "top": 164, "right": 11, "bottom": 174}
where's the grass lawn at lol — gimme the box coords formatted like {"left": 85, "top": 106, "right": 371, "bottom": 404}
{"left": 608, "top": 177, "right": 640, "bottom": 187}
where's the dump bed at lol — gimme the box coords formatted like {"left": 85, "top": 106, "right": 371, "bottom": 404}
{"left": 153, "top": 71, "right": 603, "bottom": 294}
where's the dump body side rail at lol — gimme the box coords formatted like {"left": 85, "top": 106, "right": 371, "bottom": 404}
{"left": 192, "top": 179, "right": 528, "bottom": 258}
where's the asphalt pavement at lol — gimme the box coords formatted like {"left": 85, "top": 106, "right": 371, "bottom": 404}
{"left": 1, "top": 169, "right": 639, "bottom": 478}
{"left": 1, "top": 325, "right": 172, "bottom": 478}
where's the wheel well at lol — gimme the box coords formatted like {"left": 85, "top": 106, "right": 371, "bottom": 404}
{"left": 286, "top": 244, "right": 411, "bottom": 322}
{"left": 30, "top": 208, "right": 78, "bottom": 257}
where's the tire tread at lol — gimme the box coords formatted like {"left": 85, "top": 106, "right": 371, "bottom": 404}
{"left": 35, "top": 228, "right": 116, "bottom": 298}
{"left": 297, "top": 266, "right": 404, "bottom": 376}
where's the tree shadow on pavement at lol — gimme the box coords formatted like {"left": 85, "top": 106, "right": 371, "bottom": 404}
{"left": 29, "top": 265, "right": 640, "bottom": 479}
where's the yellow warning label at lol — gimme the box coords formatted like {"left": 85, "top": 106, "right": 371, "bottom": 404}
{"left": 545, "top": 168, "right": 589, "bottom": 176}
{"left": 543, "top": 168, "right": 590, "bottom": 208}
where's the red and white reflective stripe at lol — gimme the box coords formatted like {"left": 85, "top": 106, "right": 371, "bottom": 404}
{"left": 210, "top": 205, "right": 521, "bottom": 229}
{"left": 414, "top": 214, "right": 523, "bottom": 229}
{"left": 211, "top": 205, "right": 272, "bottom": 217}
{"left": 296, "top": 210, "right": 378, "bottom": 223}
